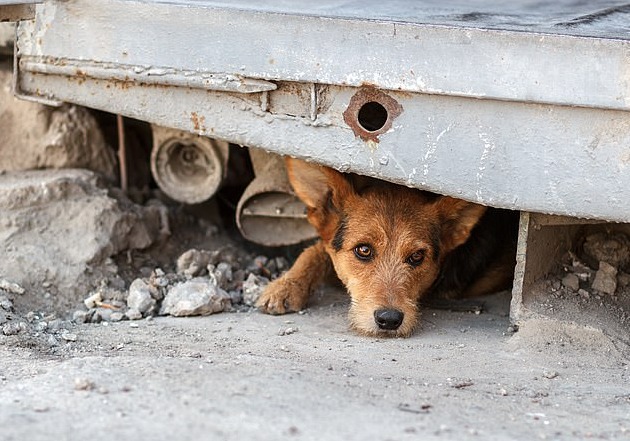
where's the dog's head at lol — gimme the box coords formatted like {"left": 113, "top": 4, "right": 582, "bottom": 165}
{"left": 287, "top": 158, "right": 486, "bottom": 337}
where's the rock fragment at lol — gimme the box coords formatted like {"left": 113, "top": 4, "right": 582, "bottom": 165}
{"left": 127, "top": 279, "right": 156, "bottom": 315}
{"left": 125, "top": 308, "right": 143, "bottom": 321}
{"left": 0, "top": 279, "right": 25, "bottom": 295}
{"left": 0, "top": 169, "right": 163, "bottom": 306}
{"left": 160, "top": 278, "right": 231, "bottom": 317}
{"left": 208, "top": 262, "right": 233, "bottom": 289}
{"left": 176, "top": 249, "right": 212, "bottom": 277}
{"left": 2, "top": 322, "right": 27, "bottom": 336}
{"left": 72, "top": 310, "right": 90, "bottom": 323}
{"left": 591, "top": 261, "right": 618, "bottom": 295}
{"left": 242, "top": 274, "right": 269, "bottom": 306}
{"left": 61, "top": 332, "right": 78, "bottom": 342}
{"left": 561, "top": 273, "right": 580, "bottom": 292}
{"left": 110, "top": 312, "right": 124, "bottom": 322}
{"left": 83, "top": 292, "right": 102, "bottom": 309}
{"left": 0, "top": 294, "right": 13, "bottom": 311}
{"left": 74, "top": 378, "right": 95, "bottom": 391}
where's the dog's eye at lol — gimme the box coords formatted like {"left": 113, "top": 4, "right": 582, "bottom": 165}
{"left": 406, "top": 250, "right": 425, "bottom": 267}
{"left": 353, "top": 244, "right": 373, "bottom": 261}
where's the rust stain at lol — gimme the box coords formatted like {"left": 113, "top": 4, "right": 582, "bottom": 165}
{"left": 190, "top": 112, "right": 206, "bottom": 133}
{"left": 343, "top": 86, "right": 404, "bottom": 143}
{"left": 75, "top": 68, "right": 87, "bottom": 85}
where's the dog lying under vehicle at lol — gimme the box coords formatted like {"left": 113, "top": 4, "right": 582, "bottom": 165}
{"left": 256, "top": 157, "right": 519, "bottom": 337}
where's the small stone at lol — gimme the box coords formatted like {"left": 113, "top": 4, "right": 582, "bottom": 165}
{"left": 83, "top": 291, "right": 102, "bottom": 309}
{"left": 578, "top": 289, "right": 591, "bottom": 299}
{"left": 0, "top": 279, "right": 25, "bottom": 295}
{"left": 61, "top": 332, "right": 77, "bottom": 342}
{"left": 90, "top": 311, "right": 104, "bottom": 324}
{"left": 160, "top": 278, "right": 231, "bottom": 317}
{"left": 209, "top": 262, "right": 233, "bottom": 289}
{"left": 72, "top": 310, "right": 91, "bottom": 324}
{"left": 94, "top": 307, "right": 113, "bottom": 322}
{"left": 2, "top": 321, "right": 26, "bottom": 336}
{"left": 278, "top": 327, "right": 298, "bottom": 336}
{"left": 110, "top": 312, "right": 124, "bottom": 322}
{"left": 74, "top": 377, "right": 95, "bottom": 391}
{"left": 47, "top": 319, "right": 70, "bottom": 332}
{"left": 591, "top": 261, "right": 618, "bottom": 295}
{"left": 176, "top": 249, "right": 212, "bottom": 277}
{"left": 34, "top": 321, "right": 48, "bottom": 332}
{"left": 0, "top": 295, "right": 13, "bottom": 311}
{"left": 125, "top": 308, "right": 142, "bottom": 320}
{"left": 561, "top": 273, "right": 580, "bottom": 292}
{"left": 247, "top": 255, "right": 269, "bottom": 276}
{"left": 127, "top": 279, "right": 156, "bottom": 314}
{"left": 242, "top": 274, "right": 269, "bottom": 306}
{"left": 543, "top": 371, "right": 559, "bottom": 379}
{"left": 228, "top": 290, "right": 243, "bottom": 304}
{"left": 448, "top": 378, "right": 474, "bottom": 389}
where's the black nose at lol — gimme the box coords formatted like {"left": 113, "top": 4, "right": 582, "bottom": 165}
{"left": 374, "top": 308, "right": 404, "bottom": 330}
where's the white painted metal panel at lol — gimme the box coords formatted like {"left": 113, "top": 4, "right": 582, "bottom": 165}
{"left": 13, "top": 0, "right": 630, "bottom": 221}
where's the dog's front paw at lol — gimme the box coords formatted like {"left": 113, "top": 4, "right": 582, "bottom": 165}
{"left": 256, "top": 277, "right": 310, "bottom": 315}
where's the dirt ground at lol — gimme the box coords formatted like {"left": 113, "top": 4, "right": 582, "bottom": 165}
{"left": 1, "top": 287, "right": 629, "bottom": 441}
{"left": 0, "top": 56, "right": 629, "bottom": 441}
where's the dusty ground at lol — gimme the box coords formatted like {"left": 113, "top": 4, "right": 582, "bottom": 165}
{"left": 0, "top": 57, "right": 628, "bottom": 441}
{"left": 1, "top": 288, "right": 628, "bottom": 441}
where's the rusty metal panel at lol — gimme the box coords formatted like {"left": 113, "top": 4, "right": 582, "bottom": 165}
{"left": 16, "top": 0, "right": 630, "bottom": 110}
{"left": 12, "top": 0, "right": 630, "bottom": 223}
{"left": 16, "top": 68, "right": 630, "bottom": 222}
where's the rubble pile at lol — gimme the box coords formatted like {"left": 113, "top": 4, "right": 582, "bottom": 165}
{"left": 72, "top": 248, "right": 288, "bottom": 324}
{"left": 550, "top": 231, "right": 630, "bottom": 324}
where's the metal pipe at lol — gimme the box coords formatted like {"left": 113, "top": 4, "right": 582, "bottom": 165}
{"left": 150, "top": 125, "right": 228, "bottom": 204}
{"left": 236, "top": 148, "right": 316, "bottom": 247}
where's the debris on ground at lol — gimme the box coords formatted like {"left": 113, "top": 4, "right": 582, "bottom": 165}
{"left": 0, "top": 168, "right": 166, "bottom": 313}
{"left": 535, "top": 231, "right": 630, "bottom": 345}
{"left": 74, "top": 246, "right": 286, "bottom": 322}
{"left": 160, "top": 277, "right": 231, "bottom": 317}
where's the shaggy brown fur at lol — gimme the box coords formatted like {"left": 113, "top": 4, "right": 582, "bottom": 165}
{"left": 256, "top": 158, "right": 518, "bottom": 337}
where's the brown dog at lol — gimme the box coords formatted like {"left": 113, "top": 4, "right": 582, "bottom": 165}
{"left": 256, "top": 157, "right": 518, "bottom": 337}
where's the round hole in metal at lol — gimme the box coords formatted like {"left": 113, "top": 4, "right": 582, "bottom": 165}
{"left": 357, "top": 101, "right": 389, "bottom": 132}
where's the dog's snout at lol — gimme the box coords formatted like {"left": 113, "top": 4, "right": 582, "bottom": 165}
{"left": 374, "top": 308, "right": 404, "bottom": 330}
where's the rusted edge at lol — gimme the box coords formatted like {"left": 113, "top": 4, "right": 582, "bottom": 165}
{"left": 343, "top": 86, "right": 403, "bottom": 143}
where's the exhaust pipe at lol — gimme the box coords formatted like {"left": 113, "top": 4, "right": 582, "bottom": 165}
{"left": 236, "top": 148, "right": 317, "bottom": 247}
{"left": 150, "top": 125, "right": 228, "bottom": 204}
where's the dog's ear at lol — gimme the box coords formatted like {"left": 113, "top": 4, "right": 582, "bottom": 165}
{"left": 434, "top": 197, "right": 487, "bottom": 253}
{"left": 285, "top": 157, "right": 353, "bottom": 211}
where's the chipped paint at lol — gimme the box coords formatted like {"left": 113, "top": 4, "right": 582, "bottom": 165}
{"left": 475, "top": 130, "right": 496, "bottom": 202}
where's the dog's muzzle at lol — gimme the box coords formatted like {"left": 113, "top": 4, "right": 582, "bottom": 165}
{"left": 374, "top": 308, "right": 404, "bottom": 330}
